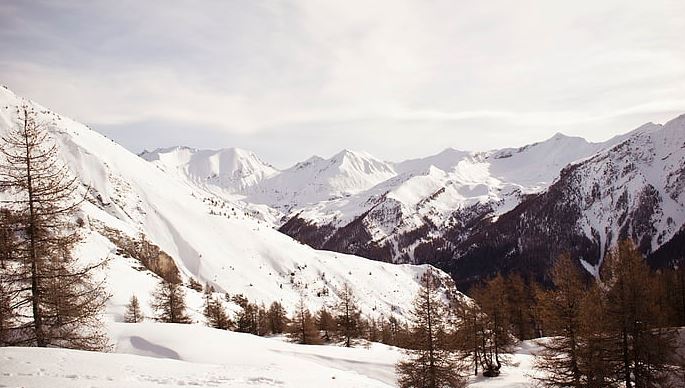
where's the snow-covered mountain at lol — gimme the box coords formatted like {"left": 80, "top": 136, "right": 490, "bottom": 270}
{"left": 0, "top": 85, "right": 460, "bottom": 322}
{"left": 249, "top": 149, "right": 397, "bottom": 210}
{"left": 447, "top": 115, "right": 685, "bottom": 287}
{"left": 136, "top": 112, "right": 685, "bottom": 291}
{"left": 278, "top": 131, "right": 633, "bottom": 265}
{"left": 140, "top": 146, "right": 279, "bottom": 193}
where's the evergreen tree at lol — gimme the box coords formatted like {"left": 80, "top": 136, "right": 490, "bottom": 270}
{"left": 124, "top": 295, "right": 144, "bottom": 323}
{"left": 150, "top": 278, "right": 191, "bottom": 324}
{"left": 0, "top": 107, "right": 109, "bottom": 350}
{"left": 287, "top": 296, "right": 321, "bottom": 345}
{"left": 335, "top": 283, "right": 361, "bottom": 347}
{"left": 396, "top": 268, "right": 468, "bottom": 388}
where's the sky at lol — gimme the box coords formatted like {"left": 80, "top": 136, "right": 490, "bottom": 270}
{"left": 1, "top": 0, "right": 684, "bottom": 168}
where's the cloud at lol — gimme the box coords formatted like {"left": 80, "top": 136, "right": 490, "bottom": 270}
{"left": 1, "top": 0, "right": 684, "bottom": 165}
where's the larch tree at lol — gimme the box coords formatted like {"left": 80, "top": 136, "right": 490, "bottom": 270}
{"left": 600, "top": 240, "right": 678, "bottom": 387}
{"left": 235, "top": 298, "right": 259, "bottom": 334}
{"left": 534, "top": 254, "right": 588, "bottom": 388}
{"left": 396, "top": 268, "right": 468, "bottom": 388}
{"left": 150, "top": 278, "right": 191, "bottom": 324}
{"left": 471, "top": 274, "right": 515, "bottom": 376}
{"left": 267, "top": 301, "right": 288, "bottom": 335}
{"left": 287, "top": 295, "right": 321, "bottom": 345}
{"left": 124, "top": 295, "right": 144, "bottom": 323}
{"left": 577, "top": 283, "right": 615, "bottom": 388}
{"left": 452, "top": 300, "right": 485, "bottom": 377}
{"left": 505, "top": 273, "right": 536, "bottom": 340}
{"left": 202, "top": 286, "right": 231, "bottom": 330}
{"left": 335, "top": 282, "right": 361, "bottom": 347}
{"left": 315, "top": 305, "right": 335, "bottom": 343}
{"left": 0, "top": 107, "right": 109, "bottom": 350}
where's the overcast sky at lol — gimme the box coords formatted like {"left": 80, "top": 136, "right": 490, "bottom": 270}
{"left": 1, "top": 1, "right": 684, "bottom": 167}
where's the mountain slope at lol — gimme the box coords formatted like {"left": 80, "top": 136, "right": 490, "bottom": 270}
{"left": 445, "top": 116, "right": 685, "bottom": 288}
{"left": 249, "top": 149, "right": 397, "bottom": 210}
{"left": 0, "top": 85, "right": 459, "bottom": 321}
{"left": 279, "top": 131, "right": 629, "bottom": 265}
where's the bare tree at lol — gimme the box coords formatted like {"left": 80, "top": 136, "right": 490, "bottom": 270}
{"left": 601, "top": 240, "right": 679, "bottom": 387}
{"left": 470, "top": 274, "right": 515, "bottom": 376}
{"left": 396, "top": 268, "right": 468, "bottom": 388}
{"left": 534, "top": 254, "right": 588, "bottom": 387}
{"left": 150, "top": 278, "right": 191, "bottom": 324}
{"left": 0, "top": 107, "right": 109, "bottom": 350}
{"left": 267, "top": 301, "right": 288, "bottom": 334}
{"left": 335, "top": 283, "right": 361, "bottom": 347}
{"left": 287, "top": 295, "right": 321, "bottom": 345}
{"left": 124, "top": 295, "right": 144, "bottom": 323}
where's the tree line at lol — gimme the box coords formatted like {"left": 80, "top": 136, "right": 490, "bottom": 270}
{"left": 395, "top": 241, "right": 685, "bottom": 388}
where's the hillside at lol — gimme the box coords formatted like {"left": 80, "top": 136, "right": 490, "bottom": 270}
{"left": 0, "top": 85, "right": 459, "bottom": 321}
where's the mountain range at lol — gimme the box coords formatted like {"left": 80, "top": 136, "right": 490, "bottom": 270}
{"left": 3, "top": 84, "right": 683, "bottom": 298}
{"left": 142, "top": 113, "right": 685, "bottom": 290}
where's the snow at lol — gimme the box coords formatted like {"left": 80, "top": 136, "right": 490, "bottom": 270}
{"left": 0, "top": 85, "right": 458, "bottom": 323}
{"left": 0, "top": 321, "right": 544, "bottom": 388}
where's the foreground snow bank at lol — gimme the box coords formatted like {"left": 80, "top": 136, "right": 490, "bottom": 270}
{"left": 1, "top": 322, "right": 400, "bottom": 387}
{"left": 0, "top": 322, "right": 541, "bottom": 387}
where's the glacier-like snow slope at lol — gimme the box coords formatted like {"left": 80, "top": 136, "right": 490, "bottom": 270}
{"left": 0, "top": 85, "right": 457, "bottom": 320}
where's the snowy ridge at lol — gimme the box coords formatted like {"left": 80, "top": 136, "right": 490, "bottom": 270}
{"left": 446, "top": 116, "right": 685, "bottom": 287}
{"left": 140, "top": 146, "right": 279, "bottom": 193}
{"left": 0, "top": 85, "right": 460, "bottom": 323}
{"left": 138, "top": 114, "right": 682, "bottom": 270}
{"left": 249, "top": 149, "right": 398, "bottom": 210}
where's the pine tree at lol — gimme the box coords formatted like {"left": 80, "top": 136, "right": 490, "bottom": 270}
{"left": 287, "top": 296, "right": 321, "bottom": 345}
{"left": 600, "top": 240, "right": 678, "bottom": 387}
{"left": 534, "top": 254, "right": 588, "bottom": 387}
{"left": 335, "top": 283, "right": 361, "bottom": 347}
{"left": 396, "top": 268, "right": 468, "bottom": 388}
{"left": 124, "top": 295, "right": 144, "bottom": 323}
{"left": 0, "top": 107, "right": 109, "bottom": 350}
{"left": 150, "top": 278, "right": 191, "bottom": 324}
